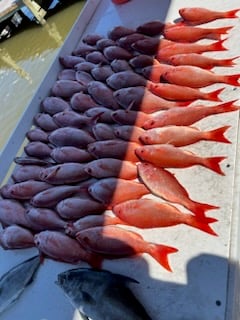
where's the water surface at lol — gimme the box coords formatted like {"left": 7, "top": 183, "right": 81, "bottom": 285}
{"left": 0, "top": 1, "right": 85, "bottom": 152}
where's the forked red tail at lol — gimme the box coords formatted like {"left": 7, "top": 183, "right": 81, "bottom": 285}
{"left": 188, "top": 215, "right": 218, "bottom": 236}
{"left": 205, "top": 87, "right": 225, "bottom": 101}
{"left": 190, "top": 201, "right": 220, "bottom": 218}
{"left": 225, "top": 8, "right": 240, "bottom": 18}
{"left": 148, "top": 243, "right": 178, "bottom": 272}
{"left": 203, "top": 156, "right": 227, "bottom": 175}
{"left": 207, "top": 125, "right": 231, "bottom": 144}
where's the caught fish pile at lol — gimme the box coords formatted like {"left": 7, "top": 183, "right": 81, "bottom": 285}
{"left": 0, "top": 6, "right": 239, "bottom": 274}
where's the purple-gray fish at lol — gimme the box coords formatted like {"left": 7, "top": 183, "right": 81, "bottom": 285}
{"left": 56, "top": 267, "right": 152, "bottom": 320}
{"left": 0, "top": 255, "right": 41, "bottom": 315}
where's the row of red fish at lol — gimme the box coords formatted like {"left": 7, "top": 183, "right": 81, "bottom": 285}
{"left": 0, "top": 6, "right": 239, "bottom": 272}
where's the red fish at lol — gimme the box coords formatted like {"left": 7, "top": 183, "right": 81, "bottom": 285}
{"left": 84, "top": 158, "right": 138, "bottom": 180}
{"left": 113, "top": 198, "right": 218, "bottom": 236}
{"left": 88, "top": 177, "right": 149, "bottom": 207}
{"left": 56, "top": 193, "right": 106, "bottom": 219}
{"left": 156, "top": 39, "right": 227, "bottom": 62}
{"left": 135, "top": 144, "right": 226, "bottom": 175}
{"left": 87, "top": 140, "right": 140, "bottom": 162}
{"left": 179, "top": 7, "right": 239, "bottom": 25}
{"left": 162, "top": 65, "right": 240, "bottom": 88}
{"left": 139, "top": 125, "right": 231, "bottom": 146}
{"left": 142, "top": 100, "right": 239, "bottom": 129}
{"left": 34, "top": 230, "right": 102, "bottom": 267}
{"left": 0, "top": 225, "right": 35, "bottom": 249}
{"left": 76, "top": 225, "right": 178, "bottom": 271}
{"left": 166, "top": 53, "right": 240, "bottom": 69}
{"left": 163, "top": 25, "right": 232, "bottom": 42}
{"left": 146, "top": 82, "right": 224, "bottom": 101}
{"left": 142, "top": 64, "right": 175, "bottom": 82}
{"left": 65, "top": 214, "right": 127, "bottom": 236}
{"left": 114, "top": 86, "right": 188, "bottom": 112}
{"left": 137, "top": 163, "right": 219, "bottom": 216}
{"left": 26, "top": 208, "right": 66, "bottom": 231}
{"left": 111, "top": 109, "right": 150, "bottom": 127}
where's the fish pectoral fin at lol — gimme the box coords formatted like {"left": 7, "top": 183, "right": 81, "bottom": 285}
{"left": 81, "top": 291, "right": 96, "bottom": 305}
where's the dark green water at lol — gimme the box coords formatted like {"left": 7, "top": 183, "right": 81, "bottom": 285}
{"left": 0, "top": 1, "right": 85, "bottom": 151}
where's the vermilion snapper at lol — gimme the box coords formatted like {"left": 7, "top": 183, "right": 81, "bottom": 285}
{"left": 156, "top": 39, "right": 227, "bottom": 62}
{"left": 179, "top": 7, "right": 239, "bottom": 25}
{"left": 137, "top": 162, "right": 219, "bottom": 217}
{"left": 163, "top": 24, "right": 232, "bottom": 42}
{"left": 142, "top": 100, "right": 239, "bottom": 129}
{"left": 76, "top": 225, "right": 178, "bottom": 271}
{"left": 113, "top": 198, "right": 218, "bottom": 236}
{"left": 146, "top": 82, "right": 224, "bottom": 101}
{"left": 139, "top": 125, "right": 231, "bottom": 146}
{"left": 135, "top": 144, "right": 226, "bottom": 175}
{"left": 162, "top": 65, "right": 240, "bottom": 88}
{"left": 166, "top": 53, "right": 240, "bottom": 69}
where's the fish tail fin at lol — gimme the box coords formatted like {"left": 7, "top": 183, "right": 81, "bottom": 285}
{"left": 207, "top": 125, "right": 232, "bottom": 143}
{"left": 208, "top": 26, "right": 234, "bottom": 40}
{"left": 222, "top": 74, "right": 240, "bottom": 86}
{"left": 148, "top": 244, "right": 178, "bottom": 272}
{"left": 187, "top": 215, "right": 218, "bottom": 236}
{"left": 206, "top": 87, "right": 225, "bottom": 101}
{"left": 209, "top": 39, "right": 227, "bottom": 52}
{"left": 190, "top": 202, "right": 220, "bottom": 217}
{"left": 203, "top": 156, "right": 226, "bottom": 175}
{"left": 216, "top": 99, "right": 240, "bottom": 113}
{"left": 221, "top": 55, "right": 240, "bottom": 67}
{"left": 225, "top": 8, "right": 239, "bottom": 18}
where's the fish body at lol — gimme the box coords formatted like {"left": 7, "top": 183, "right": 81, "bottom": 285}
{"left": 156, "top": 39, "right": 227, "bottom": 62}
{"left": 0, "top": 199, "right": 30, "bottom": 227}
{"left": 1, "top": 180, "right": 52, "bottom": 200}
{"left": 56, "top": 194, "right": 106, "bottom": 219}
{"left": 137, "top": 163, "right": 219, "bottom": 216}
{"left": 143, "top": 100, "right": 238, "bottom": 129}
{"left": 24, "top": 142, "right": 52, "bottom": 159}
{"left": 163, "top": 25, "right": 232, "bottom": 42}
{"left": 48, "top": 127, "right": 95, "bottom": 148}
{"left": 84, "top": 158, "right": 138, "bottom": 179}
{"left": 135, "top": 144, "right": 226, "bottom": 175}
{"left": 111, "top": 109, "right": 150, "bottom": 127}
{"left": 65, "top": 214, "right": 126, "bottom": 236}
{"left": 56, "top": 268, "right": 152, "bottom": 320}
{"left": 0, "top": 225, "right": 35, "bottom": 249}
{"left": 11, "top": 165, "right": 43, "bottom": 182}
{"left": 50, "top": 146, "right": 93, "bottom": 163}
{"left": 114, "top": 86, "right": 188, "bottom": 112}
{"left": 146, "top": 82, "right": 224, "bottom": 101}
{"left": 41, "top": 96, "right": 70, "bottom": 115}
{"left": 34, "top": 230, "right": 101, "bottom": 267}
{"left": 30, "top": 185, "right": 81, "bottom": 207}
{"left": 39, "top": 163, "right": 89, "bottom": 185}
{"left": 88, "top": 177, "right": 149, "bottom": 207}
{"left": 26, "top": 207, "right": 66, "bottom": 231}
{"left": 179, "top": 7, "right": 239, "bottom": 25}
{"left": 76, "top": 225, "right": 178, "bottom": 271}
{"left": 162, "top": 65, "right": 240, "bottom": 88}
{"left": 139, "top": 125, "right": 231, "bottom": 146}
{"left": 114, "top": 125, "right": 145, "bottom": 142}
{"left": 88, "top": 140, "right": 140, "bottom": 162}
{"left": 113, "top": 198, "right": 218, "bottom": 235}
{"left": 0, "top": 255, "right": 41, "bottom": 315}
{"left": 167, "top": 53, "right": 240, "bottom": 69}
